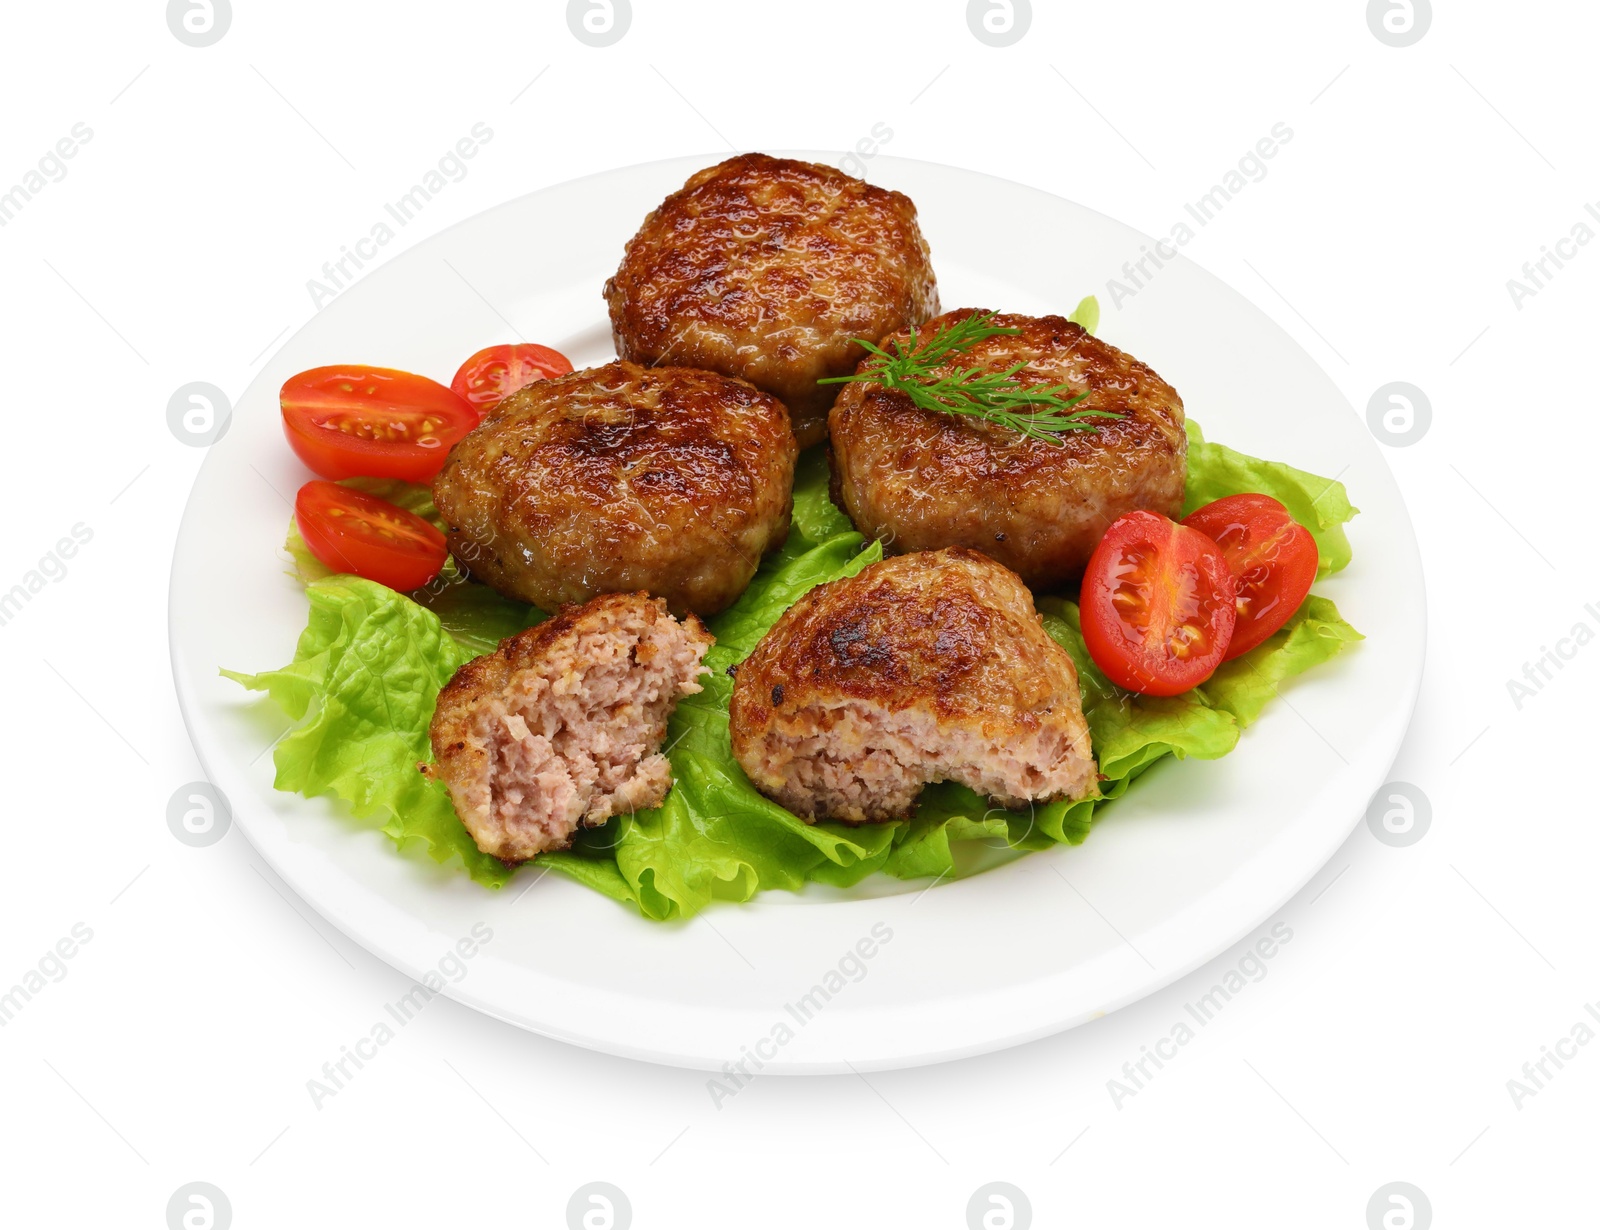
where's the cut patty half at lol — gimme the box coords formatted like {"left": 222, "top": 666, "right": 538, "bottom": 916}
{"left": 728, "top": 548, "right": 1097, "bottom": 823}
{"left": 427, "top": 593, "right": 712, "bottom": 862}
{"left": 604, "top": 153, "right": 940, "bottom": 448}
{"left": 829, "top": 308, "right": 1187, "bottom": 589}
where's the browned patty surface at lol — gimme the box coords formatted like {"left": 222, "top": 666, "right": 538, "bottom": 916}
{"left": 828, "top": 309, "right": 1187, "bottom": 590}
{"left": 728, "top": 547, "right": 1096, "bottom": 822}
{"left": 604, "top": 153, "right": 940, "bottom": 448}
{"left": 432, "top": 360, "right": 796, "bottom": 617}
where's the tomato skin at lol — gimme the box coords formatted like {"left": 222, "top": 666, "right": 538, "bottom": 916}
{"left": 281, "top": 366, "right": 477, "bottom": 483}
{"left": 1183, "top": 494, "right": 1318, "bottom": 661}
{"left": 450, "top": 344, "right": 573, "bottom": 418}
{"left": 294, "top": 480, "right": 448, "bottom": 592}
{"left": 1080, "top": 510, "right": 1238, "bottom": 697}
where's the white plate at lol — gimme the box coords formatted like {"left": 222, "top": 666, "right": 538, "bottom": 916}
{"left": 170, "top": 153, "right": 1424, "bottom": 1073}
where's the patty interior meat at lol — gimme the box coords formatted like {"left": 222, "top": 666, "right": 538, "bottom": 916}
{"left": 427, "top": 593, "right": 712, "bottom": 862}
{"left": 728, "top": 548, "right": 1097, "bottom": 823}
{"left": 828, "top": 309, "right": 1187, "bottom": 589}
{"left": 604, "top": 153, "right": 940, "bottom": 448}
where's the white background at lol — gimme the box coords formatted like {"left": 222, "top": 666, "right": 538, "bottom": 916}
{"left": 1, "top": 1, "right": 1595, "bottom": 1227}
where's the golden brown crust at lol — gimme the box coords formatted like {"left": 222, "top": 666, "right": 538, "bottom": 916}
{"left": 729, "top": 547, "right": 1081, "bottom": 753}
{"left": 604, "top": 153, "right": 940, "bottom": 448}
{"left": 432, "top": 360, "right": 796, "bottom": 617}
{"left": 828, "top": 309, "right": 1187, "bottom": 590}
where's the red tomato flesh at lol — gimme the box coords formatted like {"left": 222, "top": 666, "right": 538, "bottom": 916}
{"left": 294, "top": 480, "right": 448, "bottom": 592}
{"left": 282, "top": 366, "right": 477, "bottom": 482}
{"left": 450, "top": 343, "right": 573, "bottom": 418}
{"left": 1080, "top": 510, "right": 1238, "bottom": 696}
{"left": 1182, "top": 494, "right": 1318, "bottom": 660}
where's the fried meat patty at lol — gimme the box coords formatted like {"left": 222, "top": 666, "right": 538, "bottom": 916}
{"left": 427, "top": 593, "right": 712, "bottom": 862}
{"left": 432, "top": 361, "right": 796, "bottom": 617}
{"left": 604, "top": 153, "right": 940, "bottom": 448}
{"left": 728, "top": 548, "right": 1096, "bottom": 823}
{"left": 828, "top": 309, "right": 1187, "bottom": 589}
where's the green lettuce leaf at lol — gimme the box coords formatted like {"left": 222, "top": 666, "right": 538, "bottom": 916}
{"left": 1183, "top": 421, "right": 1358, "bottom": 577}
{"left": 789, "top": 447, "right": 855, "bottom": 545}
{"left": 285, "top": 477, "right": 538, "bottom": 656}
{"left": 222, "top": 576, "right": 516, "bottom": 887}
{"left": 229, "top": 411, "right": 1363, "bottom": 918}
{"left": 1200, "top": 595, "right": 1365, "bottom": 726}
{"left": 1038, "top": 600, "right": 1240, "bottom": 779}
{"left": 557, "top": 532, "right": 897, "bottom": 919}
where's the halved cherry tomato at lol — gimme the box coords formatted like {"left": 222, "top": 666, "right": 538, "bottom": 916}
{"left": 1080, "top": 510, "right": 1237, "bottom": 696}
{"left": 294, "top": 480, "right": 448, "bottom": 592}
{"left": 450, "top": 343, "right": 573, "bottom": 418}
{"left": 1183, "top": 494, "right": 1318, "bottom": 661}
{"left": 281, "top": 366, "right": 477, "bottom": 483}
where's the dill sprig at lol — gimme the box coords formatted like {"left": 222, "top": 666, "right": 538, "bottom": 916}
{"left": 819, "top": 311, "right": 1122, "bottom": 443}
